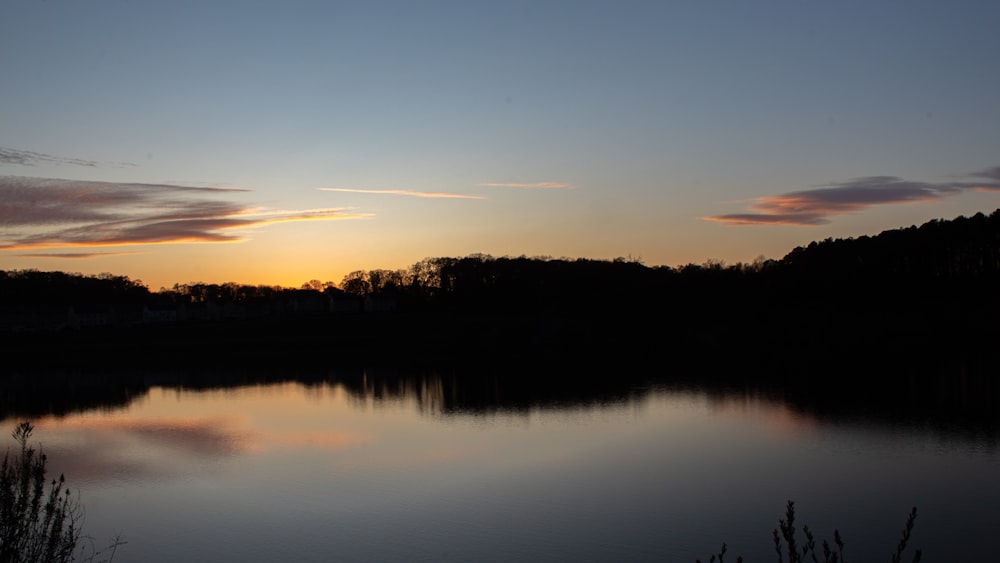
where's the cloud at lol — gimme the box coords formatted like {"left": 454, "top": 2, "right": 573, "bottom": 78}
{"left": 17, "top": 251, "right": 144, "bottom": 258}
{"left": 479, "top": 181, "right": 572, "bottom": 189}
{"left": 704, "top": 168, "right": 1000, "bottom": 226}
{"left": 319, "top": 187, "right": 485, "bottom": 199}
{"left": 971, "top": 166, "right": 1000, "bottom": 182}
{"left": 0, "top": 146, "right": 134, "bottom": 168}
{"left": 0, "top": 176, "right": 368, "bottom": 251}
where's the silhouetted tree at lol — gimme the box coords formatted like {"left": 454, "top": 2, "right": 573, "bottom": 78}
{"left": 340, "top": 271, "right": 372, "bottom": 296}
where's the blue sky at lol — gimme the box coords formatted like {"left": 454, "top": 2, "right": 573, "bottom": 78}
{"left": 2, "top": 1, "right": 998, "bottom": 288}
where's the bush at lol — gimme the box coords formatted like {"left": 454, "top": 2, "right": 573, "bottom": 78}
{"left": 0, "top": 421, "right": 81, "bottom": 563}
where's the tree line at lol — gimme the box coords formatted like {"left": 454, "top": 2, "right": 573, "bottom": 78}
{"left": 2, "top": 208, "right": 999, "bottom": 314}
{"left": 335, "top": 209, "right": 1000, "bottom": 314}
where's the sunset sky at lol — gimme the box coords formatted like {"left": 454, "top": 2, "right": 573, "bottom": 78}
{"left": 2, "top": 1, "right": 999, "bottom": 289}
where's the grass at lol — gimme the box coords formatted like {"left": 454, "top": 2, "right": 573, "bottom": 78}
{"left": 0, "top": 422, "right": 123, "bottom": 563}
{"left": 699, "top": 500, "right": 921, "bottom": 563}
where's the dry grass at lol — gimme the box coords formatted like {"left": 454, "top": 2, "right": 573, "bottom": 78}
{"left": 698, "top": 500, "right": 921, "bottom": 563}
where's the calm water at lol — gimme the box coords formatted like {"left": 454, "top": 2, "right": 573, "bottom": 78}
{"left": 2, "top": 369, "right": 998, "bottom": 562}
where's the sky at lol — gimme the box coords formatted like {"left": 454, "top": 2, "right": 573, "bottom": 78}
{"left": 2, "top": 1, "right": 999, "bottom": 289}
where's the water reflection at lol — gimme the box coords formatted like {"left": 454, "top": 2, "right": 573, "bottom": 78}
{"left": 4, "top": 364, "right": 996, "bottom": 439}
{"left": 1, "top": 367, "right": 998, "bottom": 562}
{"left": 5, "top": 366, "right": 998, "bottom": 491}
{"left": 30, "top": 414, "right": 251, "bottom": 484}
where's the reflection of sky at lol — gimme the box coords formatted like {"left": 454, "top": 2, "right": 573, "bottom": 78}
{"left": 28, "top": 384, "right": 378, "bottom": 486}
{"left": 18, "top": 382, "right": 733, "bottom": 505}
{"left": 3, "top": 382, "right": 998, "bottom": 562}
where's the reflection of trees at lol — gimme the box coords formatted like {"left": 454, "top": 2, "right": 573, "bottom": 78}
{"left": 3, "top": 361, "right": 996, "bottom": 443}
{"left": 334, "top": 366, "right": 653, "bottom": 415}
{"left": 0, "top": 371, "right": 150, "bottom": 420}
{"left": 339, "top": 368, "right": 449, "bottom": 414}
{"left": 684, "top": 359, "right": 1000, "bottom": 445}
{"left": 0, "top": 367, "right": 644, "bottom": 420}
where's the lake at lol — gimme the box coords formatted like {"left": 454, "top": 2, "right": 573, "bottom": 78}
{"left": 2, "top": 367, "right": 997, "bottom": 562}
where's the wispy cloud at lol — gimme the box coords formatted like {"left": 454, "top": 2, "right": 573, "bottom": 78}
{"left": 0, "top": 176, "right": 368, "bottom": 252}
{"left": 0, "top": 146, "right": 135, "bottom": 168}
{"left": 479, "top": 181, "right": 572, "bottom": 189}
{"left": 704, "top": 167, "right": 1000, "bottom": 226}
{"left": 320, "top": 187, "right": 485, "bottom": 199}
{"left": 17, "top": 251, "right": 144, "bottom": 258}
{"left": 971, "top": 166, "right": 1000, "bottom": 182}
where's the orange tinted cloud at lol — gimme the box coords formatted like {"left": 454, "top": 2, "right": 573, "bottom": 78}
{"left": 17, "top": 251, "right": 144, "bottom": 258}
{"left": 705, "top": 168, "right": 1000, "bottom": 226}
{"left": 0, "top": 176, "right": 367, "bottom": 251}
{"left": 320, "top": 187, "right": 485, "bottom": 199}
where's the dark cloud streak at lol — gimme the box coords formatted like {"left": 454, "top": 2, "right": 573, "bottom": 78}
{"left": 0, "top": 176, "right": 365, "bottom": 251}
{"left": 0, "top": 147, "right": 136, "bottom": 169}
{"left": 971, "top": 166, "right": 1000, "bottom": 182}
{"left": 705, "top": 167, "right": 1000, "bottom": 226}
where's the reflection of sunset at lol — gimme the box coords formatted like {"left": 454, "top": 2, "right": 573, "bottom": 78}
{"left": 261, "top": 430, "right": 371, "bottom": 451}
{"left": 704, "top": 393, "right": 819, "bottom": 439}
{"left": 756, "top": 404, "right": 818, "bottom": 438}
{"left": 24, "top": 383, "right": 378, "bottom": 486}
{"left": 38, "top": 415, "right": 252, "bottom": 455}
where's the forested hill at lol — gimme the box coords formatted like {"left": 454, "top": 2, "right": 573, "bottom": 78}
{"left": 1, "top": 208, "right": 998, "bottom": 314}
{"left": 780, "top": 208, "right": 1000, "bottom": 280}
